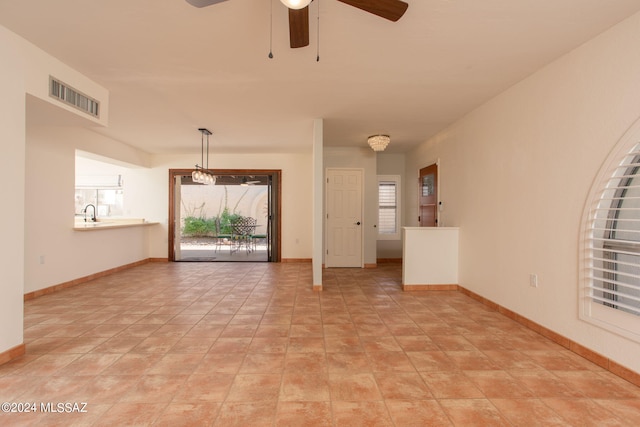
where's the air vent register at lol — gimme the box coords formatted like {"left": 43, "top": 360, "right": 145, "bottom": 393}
{"left": 49, "top": 77, "right": 100, "bottom": 118}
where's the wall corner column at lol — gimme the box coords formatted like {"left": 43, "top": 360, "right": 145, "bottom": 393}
{"left": 312, "top": 119, "right": 324, "bottom": 290}
{"left": 0, "top": 26, "right": 26, "bottom": 362}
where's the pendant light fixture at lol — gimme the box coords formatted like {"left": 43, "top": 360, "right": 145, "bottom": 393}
{"left": 192, "top": 128, "right": 217, "bottom": 185}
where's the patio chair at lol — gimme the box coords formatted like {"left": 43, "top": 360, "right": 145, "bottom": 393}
{"left": 230, "top": 217, "right": 257, "bottom": 254}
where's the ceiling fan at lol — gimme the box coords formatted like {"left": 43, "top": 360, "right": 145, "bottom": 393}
{"left": 241, "top": 176, "right": 262, "bottom": 186}
{"left": 186, "top": 0, "right": 409, "bottom": 48}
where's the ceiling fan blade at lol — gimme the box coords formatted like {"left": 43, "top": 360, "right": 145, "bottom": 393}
{"left": 185, "top": 0, "right": 229, "bottom": 8}
{"left": 337, "top": 0, "right": 408, "bottom": 22}
{"left": 289, "top": 6, "right": 310, "bottom": 48}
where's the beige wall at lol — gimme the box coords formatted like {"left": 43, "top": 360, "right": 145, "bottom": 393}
{"left": 406, "top": 11, "right": 640, "bottom": 373}
{"left": 0, "top": 26, "right": 26, "bottom": 353}
{"left": 24, "top": 124, "right": 153, "bottom": 294}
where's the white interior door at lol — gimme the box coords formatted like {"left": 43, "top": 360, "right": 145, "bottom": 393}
{"left": 326, "top": 168, "right": 363, "bottom": 267}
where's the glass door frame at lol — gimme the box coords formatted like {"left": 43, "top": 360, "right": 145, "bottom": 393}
{"left": 168, "top": 168, "right": 281, "bottom": 262}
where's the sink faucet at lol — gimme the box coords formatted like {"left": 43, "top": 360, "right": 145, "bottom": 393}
{"left": 83, "top": 204, "right": 96, "bottom": 222}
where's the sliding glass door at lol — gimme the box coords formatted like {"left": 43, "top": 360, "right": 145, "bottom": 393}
{"left": 169, "top": 169, "right": 281, "bottom": 262}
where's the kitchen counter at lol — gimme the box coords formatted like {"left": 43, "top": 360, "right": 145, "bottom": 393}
{"left": 74, "top": 218, "right": 159, "bottom": 231}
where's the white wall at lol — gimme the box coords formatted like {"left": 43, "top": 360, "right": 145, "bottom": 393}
{"left": 2, "top": 23, "right": 114, "bottom": 353}
{"left": 406, "top": 11, "right": 640, "bottom": 373}
{"left": 0, "top": 26, "right": 26, "bottom": 354}
{"left": 24, "top": 124, "right": 154, "bottom": 293}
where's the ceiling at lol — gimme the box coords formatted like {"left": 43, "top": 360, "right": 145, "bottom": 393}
{"left": 2, "top": 0, "right": 640, "bottom": 155}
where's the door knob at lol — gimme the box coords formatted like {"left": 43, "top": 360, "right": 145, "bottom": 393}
{"left": 356, "top": 221, "right": 361, "bottom": 225}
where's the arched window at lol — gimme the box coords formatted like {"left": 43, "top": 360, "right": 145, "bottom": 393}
{"left": 591, "top": 147, "right": 640, "bottom": 314}
{"left": 582, "top": 121, "right": 640, "bottom": 342}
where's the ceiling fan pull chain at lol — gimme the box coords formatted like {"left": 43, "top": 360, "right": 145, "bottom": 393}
{"left": 268, "top": 0, "right": 274, "bottom": 59}
{"left": 316, "top": 0, "right": 320, "bottom": 62}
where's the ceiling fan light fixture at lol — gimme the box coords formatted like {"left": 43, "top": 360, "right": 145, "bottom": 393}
{"left": 280, "top": 0, "right": 312, "bottom": 10}
{"left": 368, "top": 134, "right": 390, "bottom": 152}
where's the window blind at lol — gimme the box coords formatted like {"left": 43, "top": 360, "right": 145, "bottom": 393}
{"left": 379, "top": 181, "right": 397, "bottom": 234}
{"left": 588, "top": 143, "right": 640, "bottom": 316}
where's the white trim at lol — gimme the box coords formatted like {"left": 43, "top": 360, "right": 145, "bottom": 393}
{"left": 580, "top": 115, "right": 640, "bottom": 343}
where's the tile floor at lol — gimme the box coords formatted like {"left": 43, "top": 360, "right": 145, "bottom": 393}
{"left": 2, "top": 262, "right": 640, "bottom": 426}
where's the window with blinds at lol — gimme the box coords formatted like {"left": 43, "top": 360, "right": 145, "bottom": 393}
{"left": 589, "top": 144, "right": 640, "bottom": 316}
{"left": 583, "top": 135, "right": 640, "bottom": 342}
{"left": 378, "top": 176, "right": 401, "bottom": 240}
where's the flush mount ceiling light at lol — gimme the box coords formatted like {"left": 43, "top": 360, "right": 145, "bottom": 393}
{"left": 280, "top": 0, "right": 312, "bottom": 9}
{"left": 367, "top": 134, "right": 391, "bottom": 152}
{"left": 192, "top": 128, "right": 217, "bottom": 185}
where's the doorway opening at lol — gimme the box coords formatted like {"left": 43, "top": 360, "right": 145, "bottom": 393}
{"left": 169, "top": 169, "right": 281, "bottom": 262}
